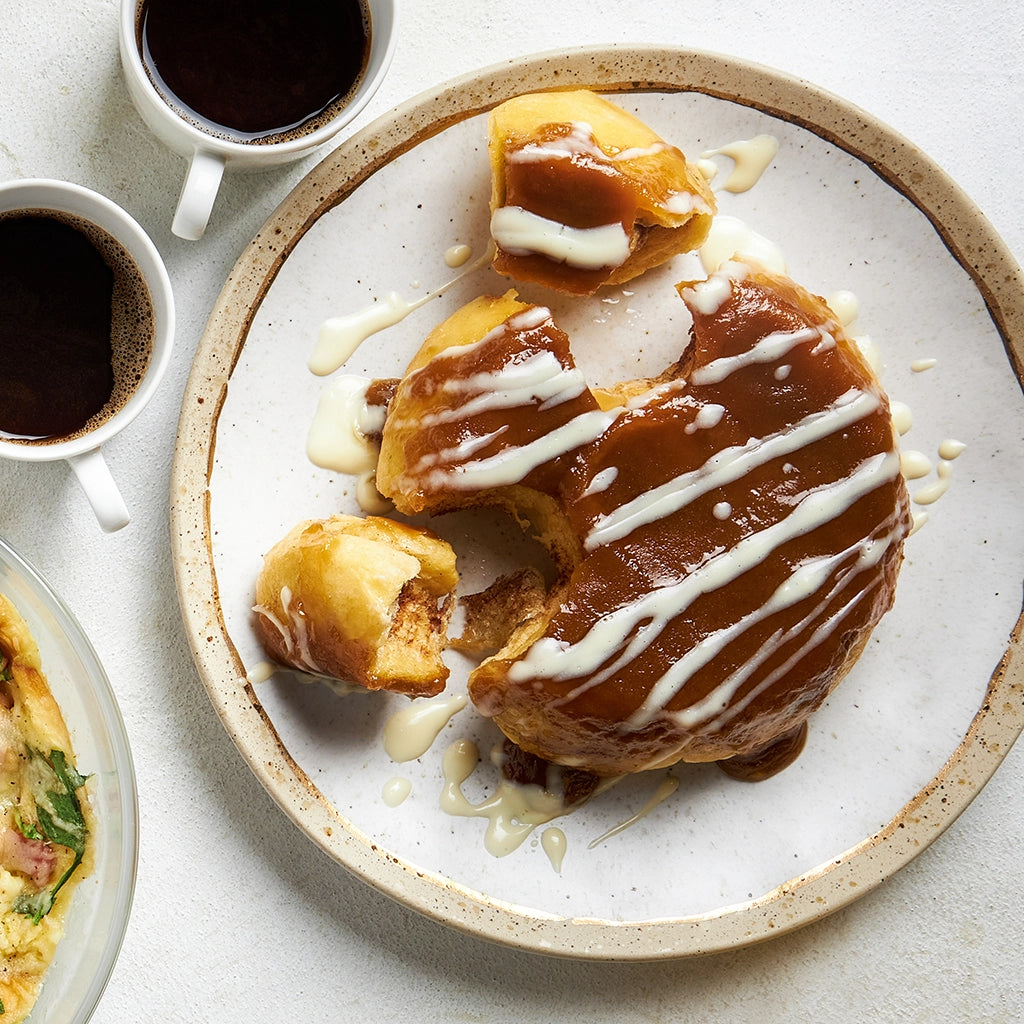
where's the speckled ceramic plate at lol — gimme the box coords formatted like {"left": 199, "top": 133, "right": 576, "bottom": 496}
{"left": 170, "top": 45, "right": 1024, "bottom": 959}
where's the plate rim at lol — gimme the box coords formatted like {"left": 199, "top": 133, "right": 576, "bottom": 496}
{"left": 169, "top": 43, "right": 1024, "bottom": 960}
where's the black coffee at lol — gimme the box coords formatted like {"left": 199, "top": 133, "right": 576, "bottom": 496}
{"left": 138, "top": 0, "right": 371, "bottom": 143}
{"left": 0, "top": 211, "right": 154, "bottom": 443}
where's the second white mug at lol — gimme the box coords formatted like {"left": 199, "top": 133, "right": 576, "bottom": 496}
{"left": 0, "top": 178, "right": 175, "bottom": 532}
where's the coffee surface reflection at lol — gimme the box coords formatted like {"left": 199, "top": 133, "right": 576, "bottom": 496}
{"left": 0, "top": 211, "right": 154, "bottom": 443}
{"left": 138, "top": 0, "right": 371, "bottom": 143}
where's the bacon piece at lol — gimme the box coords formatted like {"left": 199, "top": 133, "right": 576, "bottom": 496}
{"left": 1, "top": 825, "right": 56, "bottom": 888}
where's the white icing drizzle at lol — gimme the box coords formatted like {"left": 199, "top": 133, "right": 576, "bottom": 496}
{"left": 913, "top": 460, "right": 954, "bottom": 505}
{"left": 712, "top": 501, "right": 732, "bottom": 520}
{"left": 431, "top": 734, "right": 671, "bottom": 864}
{"left": 587, "top": 775, "right": 679, "bottom": 848}
{"left": 579, "top": 465, "right": 618, "bottom": 497}
{"left": 384, "top": 307, "right": 555, "bottom": 422}
{"left": 355, "top": 471, "right": 392, "bottom": 514}
{"left": 506, "top": 121, "right": 599, "bottom": 163}
{"left": 490, "top": 206, "right": 631, "bottom": 271}
{"left": 689, "top": 323, "right": 834, "bottom": 387}
{"left": 382, "top": 777, "right": 412, "bottom": 807}
{"left": 665, "top": 188, "right": 713, "bottom": 216}
{"left": 514, "top": 450, "right": 902, "bottom": 730}
{"left": 827, "top": 290, "right": 859, "bottom": 328}
{"left": 685, "top": 273, "right": 730, "bottom": 316}
{"left": 938, "top": 438, "right": 966, "bottom": 460}
{"left": 439, "top": 739, "right": 566, "bottom": 857}
{"left": 320, "top": 677, "right": 367, "bottom": 697}
{"left": 245, "top": 660, "right": 277, "bottom": 685}
{"left": 700, "top": 135, "right": 779, "bottom": 193}
{"left": 854, "top": 334, "right": 885, "bottom": 377}
{"left": 310, "top": 243, "right": 495, "bottom": 376}
{"left": 383, "top": 693, "right": 468, "bottom": 763}
{"left": 252, "top": 586, "right": 322, "bottom": 673}
{"left": 898, "top": 430, "right": 964, "bottom": 513}
{"left": 507, "top": 119, "right": 668, "bottom": 166}
{"left": 419, "top": 408, "right": 619, "bottom": 492}
{"left": 415, "top": 426, "right": 510, "bottom": 470}
{"left": 492, "top": 118, "right": 714, "bottom": 271}
{"left": 444, "top": 243, "right": 472, "bottom": 268}
{"left": 661, "top": 515, "right": 903, "bottom": 730}
{"left": 434, "top": 738, "right": 667, "bottom": 865}
{"left": 900, "top": 449, "right": 933, "bottom": 480}
{"left": 307, "top": 375, "right": 385, "bottom": 474}
{"left": 312, "top": 293, "right": 418, "bottom": 376}
{"left": 585, "top": 388, "right": 881, "bottom": 552}
{"left": 683, "top": 402, "right": 726, "bottom": 434}
{"left": 304, "top": 376, "right": 393, "bottom": 512}
{"left": 393, "top": 315, "right": 623, "bottom": 491}
{"left": 699, "top": 216, "right": 786, "bottom": 276}
{"left": 696, "top": 157, "right": 719, "bottom": 181}
{"left": 890, "top": 401, "right": 913, "bottom": 436}
{"left": 540, "top": 827, "right": 567, "bottom": 872}
{"left": 696, "top": 515, "right": 906, "bottom": 732}
{"left": 246, "top": 659, "right": 375, "bottom": 696}
{"left": 412, "top": 350, "right": 589, "bottom": 429}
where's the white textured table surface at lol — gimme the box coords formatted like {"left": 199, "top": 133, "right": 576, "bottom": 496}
{"left": 2, "top": 1, "right": 1022, "bottom": 1021}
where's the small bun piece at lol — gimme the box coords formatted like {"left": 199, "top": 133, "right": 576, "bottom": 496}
{"left": 488, "top": 90, "right": 716, "bottom": 294}
{"left": 377, "top": 262, "right": 912, "bottom": 776}
{"left": 254, "top": 515, "right": 458, "bottom": 696}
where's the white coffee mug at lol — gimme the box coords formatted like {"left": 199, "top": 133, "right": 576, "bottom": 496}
{"left": 118, "top": 0, "right": 397, "bottom": 241}
{"left": 0, "top": 179, "right": 174, "bottom": 533}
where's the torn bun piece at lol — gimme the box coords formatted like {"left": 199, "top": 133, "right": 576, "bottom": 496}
{"left": 487, "top": 89, "right": 716, "bottom": 295}
{"left": 254, "top": 514, "right": 458, "bottom": 696}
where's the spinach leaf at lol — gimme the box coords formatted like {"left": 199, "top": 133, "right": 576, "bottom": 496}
{"left": 12, "top": 748, "right": 90, "bottom": 925}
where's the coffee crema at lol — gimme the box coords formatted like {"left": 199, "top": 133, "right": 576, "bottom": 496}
{"left": 137, "top": 0, "right": 371, "bottom": 143}
{"left": 0, "top": 211, "right": 154, "bottom": 444}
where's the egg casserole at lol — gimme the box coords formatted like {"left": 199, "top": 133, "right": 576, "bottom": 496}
{"left": 0, "top": 595, "right": 93, "bottom": 1022}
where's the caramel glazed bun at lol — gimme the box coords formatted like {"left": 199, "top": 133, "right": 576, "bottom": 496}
{"left": 367, "top": 261, "right": 913, "bottom": 777}
{"left": 487, "top": 89, "right": 717, "bottom": 296}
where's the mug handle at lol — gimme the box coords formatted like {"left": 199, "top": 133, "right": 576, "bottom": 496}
{"left": 67, "top": 448, "right": 130, "bottom": 533}
{"left": 172, "top": 148, "right": 226, "bottom": 240}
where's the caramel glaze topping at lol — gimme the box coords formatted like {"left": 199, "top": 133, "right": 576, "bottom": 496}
{"left": 378, "top": 263, "right": 912, "bottom": 777}
{"left": 380, "top": 301, "right": 604, "bottom": 513}
{"left": 496, "top": 124, "right": 643, "bottom": 294}
{"left": 717, "top": 721, "right": 808, "bottom": 782}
